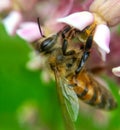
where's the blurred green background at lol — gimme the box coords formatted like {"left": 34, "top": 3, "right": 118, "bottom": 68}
{"left": 0, "top": 23, "right": 120, "bottom": 130}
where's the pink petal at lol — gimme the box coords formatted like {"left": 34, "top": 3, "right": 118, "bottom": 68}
{"left": 3, "top": 11, "right": 22, "bottom": 35}
{"left": 0, "top": 0, "right": 12, "bottom": 12}
{"left": 94, "top": 24, "right": 110, "bottom": 54}
{"left": 52, "top": 0, "right": 74, "bottom": 18}
{"left": 57, "top": 11, "right": 94, "bottom": 30}
{"left": 16, "top": 22, "right": 42, "bottom": 42}
{"left": 16, "top": 0, "right": 38, "bottom": 11}
{"left": 112, "top": 66, "right": 120, "bottom": 77}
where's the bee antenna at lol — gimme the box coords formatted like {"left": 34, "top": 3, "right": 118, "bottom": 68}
{"left": 37, "top": 17, "right": 45, "bottom": 37}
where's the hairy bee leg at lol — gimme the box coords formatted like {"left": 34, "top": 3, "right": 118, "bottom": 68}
{"left": 62, "top": 39, "right": 75, "bottom": 55}
{"left": 61, "top": 26, "right": 75, "bottom": 55}
{"left": 62, "top": 38, "right": 67, "bottom": 55}
{"left": 75, "top": 35, "right": 93, "bottom": 74}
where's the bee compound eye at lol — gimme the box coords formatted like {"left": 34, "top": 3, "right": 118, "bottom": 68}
{"left": 39, "top": 35, "right": 57, "bottom": 52}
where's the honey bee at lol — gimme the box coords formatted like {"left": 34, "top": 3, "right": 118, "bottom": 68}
{"left": 34, "top": 20, "right": 117, "bottom": 121}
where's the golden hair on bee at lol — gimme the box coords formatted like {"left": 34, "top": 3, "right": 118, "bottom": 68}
{"left": 33, "top": 21, "right": 117, "bottom": 121}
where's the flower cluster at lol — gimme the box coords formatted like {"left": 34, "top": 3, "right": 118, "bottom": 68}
{"left": 1, "top": 0, "right": 120, "bottom": 78}
{"left": 57, "top": 0, "right": 120, "bottom": 61}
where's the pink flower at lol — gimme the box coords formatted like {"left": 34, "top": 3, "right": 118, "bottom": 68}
{"left": 1, "top": 0, "right": 40, "bottom": 36}
{"left": 15, "top": 0, "right": 77, "bottom": 42}
{"left": 0, "top": 0, "right": 12, "bottom": 12}
{"left": 1, "top": 0, "right": 91, "bottom": 40}
{"left": 3, "top": 11, "right": 23, "bottom": 35}
{"left": 2, "top": 0, "right": 120, "bottom": 78}
{"left": 16, "top": 22, "right": 41, "bottom": 42}
{"left": 57, "top": 0, "right": 120, "bottom": 61}
{"left": 57, "top": 13, "right": 110, "bottom": 60}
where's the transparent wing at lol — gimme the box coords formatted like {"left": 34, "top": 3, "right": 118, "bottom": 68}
{"left": 58, "top": 77, "right": 79, "bottom": 122}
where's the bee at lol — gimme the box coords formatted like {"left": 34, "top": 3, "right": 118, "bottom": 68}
{"left": 34, "top": 19, "right": 117, "bottom": 121}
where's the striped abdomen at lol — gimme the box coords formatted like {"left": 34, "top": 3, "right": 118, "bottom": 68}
{"left": 70, "top": 72, "right": 117, "bottom": 110}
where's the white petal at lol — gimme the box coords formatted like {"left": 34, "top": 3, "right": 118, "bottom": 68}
{"left": 57, "top": 11, "right": 94, "bottom": 30}
{"left": 26, "top": 55, "right": 42, "bottom": 70}
{"left": 112, "top": 66, "right": 120, "bottom": 77}
{"left": 98, "top": 47, "right": 106, "bottom": 61}
{"left": 3, "top": 11, "right": 22, "bottom": 35}
{"left": 94, "top": 24, "right": 110, "bottom": 53}
{"left": 16, "top": 22, "right": 42, "bottom": 42}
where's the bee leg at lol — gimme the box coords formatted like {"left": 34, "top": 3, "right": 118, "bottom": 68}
{"left": 62, "top": 39, "right": 75, "bottom": 55}
{"left": 75, "top": 35, "right": 93, "bottom": 74}
{"left": 61, "top": 27, "right": 75, "bottom": 55}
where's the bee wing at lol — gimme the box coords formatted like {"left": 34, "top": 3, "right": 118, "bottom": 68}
{"left": 55, "top": 73, "right": 79, "bottom": 122}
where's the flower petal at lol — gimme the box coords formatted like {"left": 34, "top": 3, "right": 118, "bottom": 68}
{"left": 17, "top": 0, "right": 38, "bottom": 11}
{"left": 94, "top": 24, "right": 110, "bottom": 54}
{"left": 112, "top": 66, "right": 120, "bottom": 77}
{"left": 0, "top": 0, "right": 12, "bottom": 12}
{"left": 57, "top": 11, "right": 94, "bottom": 30}
{"left": 97, "top": 47, "right": 107, "bottom": 61}
{"left": 89, "top": 0, "right": 120, "bottom": 26}
{"left": 2, "top": 11, "right": 22, "bottom": 35}
{"left": 16, "top": 22, "right": 42, "bottom": 42}
{"left": 26, "top": 52, "right": 43, "bottom": 70}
